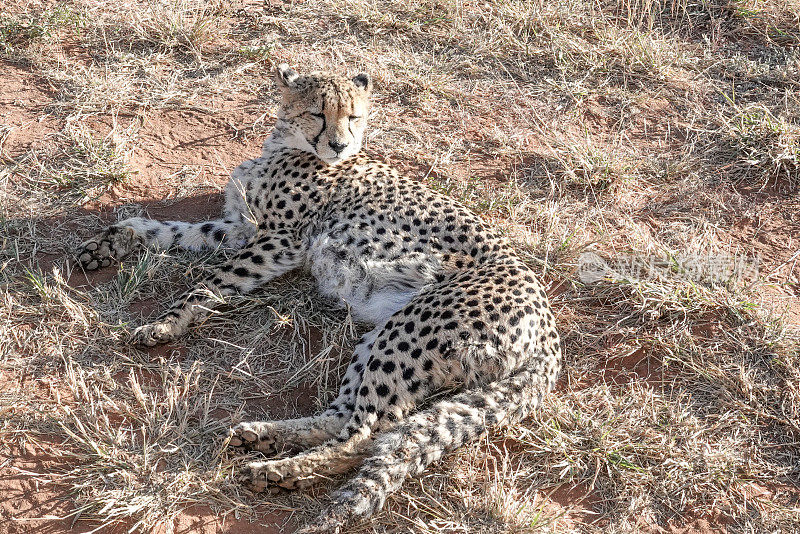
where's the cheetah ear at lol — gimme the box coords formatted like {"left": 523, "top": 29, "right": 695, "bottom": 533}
{"left": 352, "top": 73, "right": 371, "bottom": 92}
{"left": 276, "top": 63, "right": 300, "bottom": 90}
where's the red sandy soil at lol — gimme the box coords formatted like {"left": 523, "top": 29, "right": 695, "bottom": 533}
{"left": 0, "top": 440, "right": 294, "bottom": 534}
{"left": 0, "top": 365, "right": 300, "bottom": 534}
{"left": 0, "top": 63, "right": 62, "bottom": 160}
{"left": 1, "top": 440, "right": 100, "bottom": 534}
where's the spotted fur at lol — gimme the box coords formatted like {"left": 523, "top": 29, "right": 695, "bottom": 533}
{"left": 77, "top": 65, "right": 562, "bottom": 532}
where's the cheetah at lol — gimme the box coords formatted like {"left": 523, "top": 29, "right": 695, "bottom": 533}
{"left": 77, "top": 65, "right": 562, "bottom": 532}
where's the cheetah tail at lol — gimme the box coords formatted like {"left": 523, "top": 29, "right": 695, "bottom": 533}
{"left": 307, "top": 365, "right": 551, "bottom": 533}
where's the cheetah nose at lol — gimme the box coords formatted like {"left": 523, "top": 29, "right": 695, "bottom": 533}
{"left": 329, "top": 140, "right": 348, "bottom": 154}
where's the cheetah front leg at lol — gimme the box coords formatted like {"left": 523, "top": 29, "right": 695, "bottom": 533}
{"left": 131, "top": 229, "right": 306, "bottom": 346}
{"left": 78, "top": 217, "right": 252, "bottom": 270}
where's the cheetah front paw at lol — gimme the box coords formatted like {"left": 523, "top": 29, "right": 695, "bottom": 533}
{"left": 130, "top": 322, "right": 180, "bottom": 346}
{"left": 228, "top": 422, "right": 279, "bottom": 456}
{"left": 240, "top": 458, "right": 315, "bottom": 492}
{"left": 78, "top": 225, "right": 142, "bottom": 270}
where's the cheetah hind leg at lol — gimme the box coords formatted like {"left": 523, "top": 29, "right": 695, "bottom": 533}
{"left": 78, "top": 225, "right": 143, "bottom": 271}
{"left": 300, "top": 366, "right": 554, "bottom": 534}
{"left": 240, "top": 423, "right": 371, "bottom": 493}
{"left": 228, "top": 327, "right": 380, "bottom": 456}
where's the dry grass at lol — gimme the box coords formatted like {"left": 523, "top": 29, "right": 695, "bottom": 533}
{"left": 1, "top": 0, "right": 799, "bottom": 532}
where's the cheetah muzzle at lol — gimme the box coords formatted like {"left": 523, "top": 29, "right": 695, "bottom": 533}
{"left": 77, "top": 64, "right": 563, "bottom": 532}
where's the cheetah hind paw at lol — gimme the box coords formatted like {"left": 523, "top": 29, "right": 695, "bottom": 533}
{"left": 240, "top": 458, "right": 316, "bottom": 492}
{"left": 78, "top": 225, "right": 142, "bottom": 271}
{"left": 228, "top": 421, "right": 279, "bottom": 456}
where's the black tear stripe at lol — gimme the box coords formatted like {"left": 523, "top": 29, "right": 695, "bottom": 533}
{"left": 311, "top": 101, "right": 327, "bottom": 149}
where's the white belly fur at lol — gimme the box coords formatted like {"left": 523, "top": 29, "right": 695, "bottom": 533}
{"left": 307, "top": 234, "right": 439, "bottom": 325}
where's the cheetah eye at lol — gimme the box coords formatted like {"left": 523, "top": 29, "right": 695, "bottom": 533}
{"left": 310, "top": 112, "right": 325, "bottom": 119}
{"left": 349, "top": 115, "right": 361, "bottom": 121}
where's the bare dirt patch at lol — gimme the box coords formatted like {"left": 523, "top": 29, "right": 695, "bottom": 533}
{"left": 1, "top": 441, "right": 100, "bottom": 534}
{"left": 0, "top": 60, "right": 61, "bottom": 160}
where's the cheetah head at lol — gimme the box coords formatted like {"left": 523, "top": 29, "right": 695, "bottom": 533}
{"left": 274, "top": 64, "right": 371, "bottom": 165}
